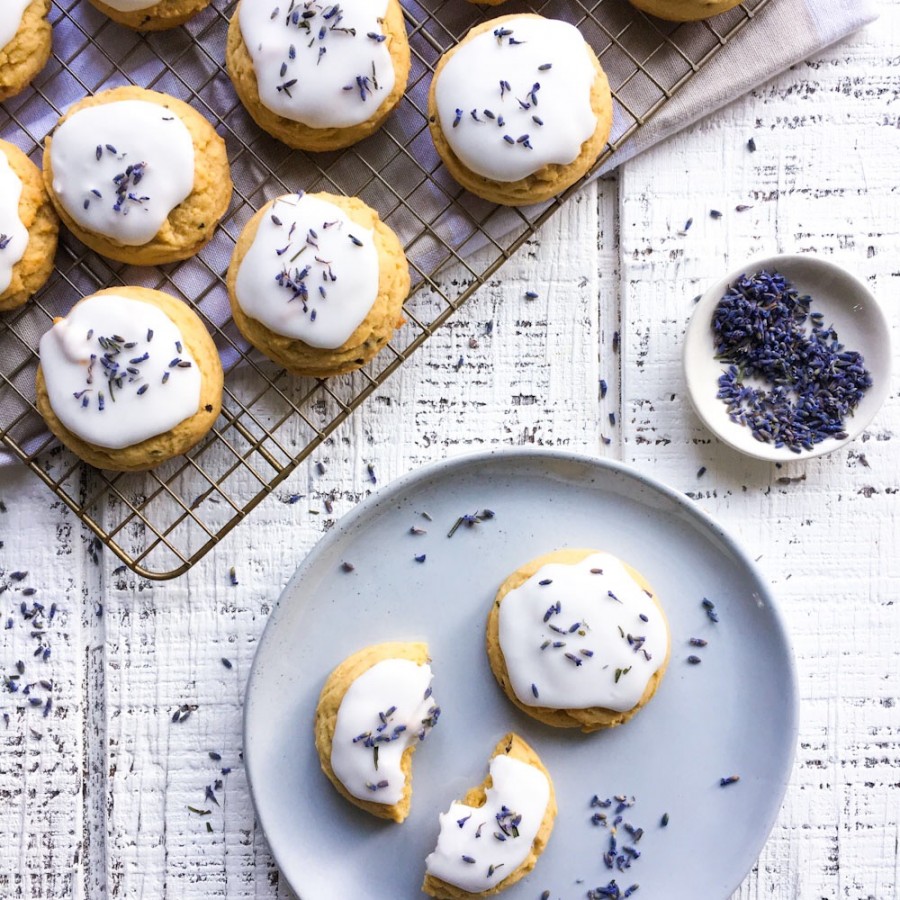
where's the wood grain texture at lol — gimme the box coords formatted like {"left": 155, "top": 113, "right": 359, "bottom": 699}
{"left": 1, "top": 5, "right": 898, "bottom": 900}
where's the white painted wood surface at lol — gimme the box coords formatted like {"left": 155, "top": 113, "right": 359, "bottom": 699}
{"left": 1, "top": 3, "right": 899, "bottom": 898}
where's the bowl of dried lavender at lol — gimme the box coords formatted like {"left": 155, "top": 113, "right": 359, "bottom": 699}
{"left": 683, "top": 254, "right": 891, "bottom": 461}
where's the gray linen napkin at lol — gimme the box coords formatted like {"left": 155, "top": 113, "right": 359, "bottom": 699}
{"left": 0, "top": 0, "right": 877, "bottom": 466}
{"left": 596, "top": 0, "right": 878, "bottom": 174}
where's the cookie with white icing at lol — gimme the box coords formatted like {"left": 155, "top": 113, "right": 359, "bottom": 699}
{"left": 43, "top": 86, "right": 232, "bottom": 266}
{"left": 0, "top": 139, "right": 58, "bottom": 312}
{"left": 423, "top": 733, "right": 556, "bottom": 899}
{"left": 628, "top": 0, "right": 744, "bottom": 21}
{"left": 226, "top": 0, "right": 411, "bottom": 151}
{"left": 314, "top": 642, "right": 440, "bottom": 823}
{"left": 487, "top": 549, "right": 671, "bottom": 732}
{"left": 226, "top": 191, "right": 409, "bottom": 377}
{"left": 36, "top": 287, "right": 223, "bottom": 471}
{"left": 86, "top": 0, "right": 213, "bottom": 31}
{"left": 0, "top": 0, "right": 52, "bottom": 102}
{"left": 428, "top": 15, "right": 613, "bottom": 206}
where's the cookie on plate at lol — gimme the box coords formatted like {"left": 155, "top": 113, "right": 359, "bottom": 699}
{"left": 0, "top": 0, "right": 52, "bottom": 102}
{"left": 226, "top": 191, "right": 409, "bottom": 378}
{"left": 487, "top": 549, "right": 671, "bottom": 732}
{"left": 314, "top": 641, "right": 440, "bottom": 823}
{"left": 628, "top": 0, "right": 744, "bottom": 21}
{"left": 36, "top": 286, "right": 223, "bottom": 471}
{"left": 43, "top": 86, "right": 232, "bottom": 266}
{"left": 85, "top": 0, "right": 213, "bottom": 31}
{"left": 428, "top": 15, "right": 612, "bottom": 206}
{"left": 423, "top": 733, "right": 556, "bottom": 898}
{"left": 0, "top": 139, "right": 58, "bottom": 312}
{"left": 226, "top": 0, "right": 410, "bottom": 151}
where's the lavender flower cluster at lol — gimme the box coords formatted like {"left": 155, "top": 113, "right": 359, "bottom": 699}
{"left": 712, "top": 270, "right": 872, "bottom": 452}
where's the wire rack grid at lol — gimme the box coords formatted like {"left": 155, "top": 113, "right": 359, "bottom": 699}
{"left": 0, "top": 0, "right": 769, "bottom": 579}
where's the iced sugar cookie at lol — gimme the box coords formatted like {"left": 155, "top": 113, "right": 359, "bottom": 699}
{"left": 428, "top": 15, "right": 612, "bottom": 206}
{"left": 487, "top": 549, "right": 671, "bottom": 732}
{"left": 86, "top": 0, "right": 213, "bottom": 31}
{"left": 314, "top": 642, "right": 440, "bottom": 823}
{"left": 423, "top": 733, "right": 556, "bottom": 898}
{"left": 226, "top": 191, "right": 409, "bottom": 377}
{"left": 0, "top": 139, "right": 58, "bottom": 311}
{"left": 226, "top": 0, "right": 410, "bottom": 151}
{"left": 36, "top": 287, "right": 223, "bottom": 471}
{"left": 43, "top": 87, "right": 232, "bottom": 265}
{"left": 628, "top": 0, "right": 744, "bottom": 21}
{"left": 0, "top": 0, "right": 52, "bottom": 102}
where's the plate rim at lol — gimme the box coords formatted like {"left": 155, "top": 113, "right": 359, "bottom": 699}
{"left": 243, "top": 447, "right": 800, "bottom": 897}
{"left": 682, "top": 252, "right": 893, "bottom": 462}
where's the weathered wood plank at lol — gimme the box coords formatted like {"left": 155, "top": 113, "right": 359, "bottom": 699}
{"left": 618, "top": 12, "right": 900, "bottom": 898}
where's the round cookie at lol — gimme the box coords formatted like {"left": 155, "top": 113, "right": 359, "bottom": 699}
{"left": 226, "top": 0, "right": 411, "bottom": 151}
{"left": 487, "top": 549, "right": 671, "bottom": 732}
{"left": 628, "top": 0, "right": 744, "bottom": 21}
{"left": 0, "top": 0, "right": 52, "bottom": 102}
{"left": 314, "top": 641, "right": 440, "bottom": 823}
{"left": 423, "top": 733, "right": 556, "bottom": 899}
{"left": 226, "top": 191, "right": 409, "bottom": 378}
{"left": 36, "top": 286, "right": 223, "bottom": 472}
{"left": 85, "top": 0, "right": 213, "bottom": 31}
{"left": 428, "top": 15, "right": 613, "bottom": 206}
{"left": 43, "top": 86, "right": 232, "bottom": 266}
{"left": 0, "top": 139, "right": 58, "bottom": 312}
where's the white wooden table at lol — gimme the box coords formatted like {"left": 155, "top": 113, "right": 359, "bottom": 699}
{"left": 1, "top": 3, "right": 898, "bottom": 897}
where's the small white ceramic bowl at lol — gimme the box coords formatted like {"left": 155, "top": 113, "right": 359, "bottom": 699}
{"left": 683, "top": 254, "right": 892, "bottom": 462}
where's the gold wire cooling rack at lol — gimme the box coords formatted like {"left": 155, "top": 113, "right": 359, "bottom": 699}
{"left": 0, "top": 0, "right": 770, "bottom": 579}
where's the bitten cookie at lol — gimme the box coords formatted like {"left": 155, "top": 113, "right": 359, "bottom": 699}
{"left": 226, "top": 191, "right": 409, "bottom": 378}
{"left": 428, "top": 15, "right": 612, "bottom": 206}
{"left": 487, "top": 549, "right": 671, "bottom": 732}
{"left": 0, "top": 139, "right": 58, "bottom": 311}
{"left": 36, "top": 286, "right": 223, "bottom": 471}
{"left": 0, "top": 0, "right": 52, "bottom": 102}
{"left": 628, "top": 0, "right": 744, "bottom": 21}
{"left": 423, "top": 733, "right": 556, "bottom": 898}
{"left": 314, "top": 642, "right": 440, "bottom": 823}
{"left": 43, "top": 87, "right": 232, "bottom": 266}
{"left": 226, "top": 0, "right": 410, "bottom": 151}
{"left": 86, "top": 0, "right": 213, "bottom": 31}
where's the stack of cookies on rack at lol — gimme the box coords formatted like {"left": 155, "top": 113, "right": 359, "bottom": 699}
{"left": 0, "top": 0, "right": 734, "bottom": 475}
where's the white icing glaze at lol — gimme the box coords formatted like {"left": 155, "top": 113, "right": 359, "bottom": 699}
{"left": 238, "top": 0, "right": 396, "bottom": 129}
{"left": 498, "top": 552, "right": 668, "bottom": 712}
{"left": 49, "top": 100, "right": 195, "bottom": 247}
{"left": 234, "top": 193, "right": 380, "bottom": 349}
{"left": 38, "top": 294, "right": 203, "bottom": 450}
{"left": 0, "top": 0, "right": 30, "bottom": 51}
{"left": 330, "top": 657, "right": 438, "bottom": 805}
{"left": 434, "top": 17, "right": 597, "bottom": 183}
{"left": 0, "top": 150, "right": 30, "bottom": 295}
{"left": 98, "top": 0, "right": 159, "bottom": 10}
{"left": 424, "top": 754, "right": 550, "bottom": 892}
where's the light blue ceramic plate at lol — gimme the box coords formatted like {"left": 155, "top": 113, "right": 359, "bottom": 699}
{"left": 244, "top": 449, "right": 798, "bottom": 899}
